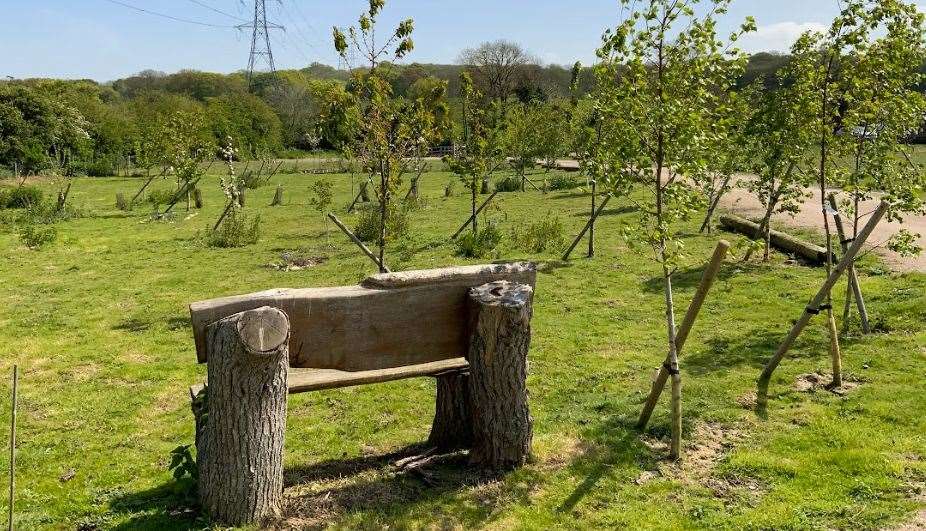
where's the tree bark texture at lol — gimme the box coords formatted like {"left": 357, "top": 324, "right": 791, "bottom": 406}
{"left": 428, "top": 372, "right": 473, "bottom": 450}
{"left": 466, "top": 281, "right": 534, "bottom": 469}
{"left": 198, "top": 306, "right": 290, "bottom": 526}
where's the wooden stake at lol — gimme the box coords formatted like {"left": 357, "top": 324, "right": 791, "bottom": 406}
{"left": 588, "top": 180, "right": 596, "bottom": 258}
{"left": 760, "top": 201, "right": 889, "bottom": 383}
{"left": 328, "top": 213, "right": 391, "bottom": 273}
{"left": 828, "top": 194, "right": 870, "bottom": 333}
{"left": 8, "top": 366, "right": 17, "bottom": 531}
{"left": 451, "top": 191, "right": 499, "bottom": 240}
{"left": 562, "top": 195, "right": 612, "bottom": 261}
{"left": 637, "top": 240, "right": 730, "bottom": 429}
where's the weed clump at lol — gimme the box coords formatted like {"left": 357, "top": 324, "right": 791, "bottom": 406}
{"left": 548, "top": 173, "right": 579, "bottom": 191}
{"left": 510, "top": 215, "right": 565, "bottom": 253}
{"left": 455, "top": 223, "right": 502, "bottom": 258}
{"left": 495, "top": 176, "right": 521, "bottom": 193}
{"left": 0, "top": 185, "right": 44, "bottom": 209}
{"left": 353, "top": 203, "right": 409, "bottom": 243}
{"left": 19, "top": 224, "right": 57, "bottom": 249}
{"left": 206, "top": 210, "right": 261, "bottom": 248}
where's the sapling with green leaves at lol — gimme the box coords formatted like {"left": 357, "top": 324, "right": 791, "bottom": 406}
{"left": 697, "top": 86, "right": 758, "bottom": 234}
{"left": 784, "top": 0, "right": 917, "bottom": 385}
{"left": 310, "top": 179, "right": 334, "bottom": 247}
{"left": 333, "top": 0, "right": 432, "bottom": 272}
{"left": 740, "top": 81, "right": 816, "bottom": 261}
{"left": 446, "top": 72, "right": 504, "bottom": 235}
{"left": 833, "top": 0, "right": 926, "bottom": 329}
{"left": 595, "top": 0, "right": 753, "bottom": 459}
{"left": 504, "top": 102, "right": 544, "bottom": 192}
{"left": 161, "top": 111, "right": 213, "bottom": 215}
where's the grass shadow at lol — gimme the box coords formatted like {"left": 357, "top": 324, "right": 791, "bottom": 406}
{"left": 280, "top": 444, "right": 528, "bottom": 528}
{"left": 112, "top": 318, "right": 151, "bottom": 333}
{"left": 108, "top": 480, "right": 206, "bottom": 530}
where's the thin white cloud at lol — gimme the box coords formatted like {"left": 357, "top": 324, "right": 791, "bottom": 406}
{"left": 738, "top": 21, "right": 828, "bottom": 54}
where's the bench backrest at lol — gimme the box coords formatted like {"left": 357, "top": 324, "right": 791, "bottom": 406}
{"left": 189, "top": 262, "right": 536, "bottom": 372}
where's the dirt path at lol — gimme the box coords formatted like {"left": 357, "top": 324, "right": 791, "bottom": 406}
{"left": 718, "top": 175, "right": 926, "bottom": 273}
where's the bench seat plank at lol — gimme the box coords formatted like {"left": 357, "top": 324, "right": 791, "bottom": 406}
{"left": 190, "top": 357, "right": 469, "bottom": 398}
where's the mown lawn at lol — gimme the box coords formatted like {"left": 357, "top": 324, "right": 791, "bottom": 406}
{"left": 0, "top": 170, "right": 923, "bottom": 529}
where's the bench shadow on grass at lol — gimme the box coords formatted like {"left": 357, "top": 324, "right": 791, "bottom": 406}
{"left": 108, "top": 443, "right": 533, "bottom": 529}
{"left": 279, "top": 443, "right": 521, "bottom": 527}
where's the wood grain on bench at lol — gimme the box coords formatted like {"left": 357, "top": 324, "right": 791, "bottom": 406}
{"left": 189, "top": 262, "right": 536, "bottom": 376}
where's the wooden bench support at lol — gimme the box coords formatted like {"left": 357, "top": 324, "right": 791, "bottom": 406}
{"left": 428, "top": 372, "right": 473, "bottom": 450}
{"left": 198, "top": 307, "right": 290, "bottom": 526}
{"left": 467, "top": 281, "right": 534, "bottom": 469}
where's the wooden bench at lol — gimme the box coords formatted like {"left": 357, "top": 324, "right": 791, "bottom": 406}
{"left": 188, "top": 262, "right": 537, "bottom": 525}
{"left": 188, "top": 262, "right": 536, "bottom": 396}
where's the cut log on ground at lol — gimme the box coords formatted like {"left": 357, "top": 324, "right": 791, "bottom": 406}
{"left": 467, "top": 281, "right": 534, "bottom": 469}
{"left": 719, "top": 214, "right": 833, "bottom": 265}
{"left": 197, "top": 306, "right": 290, "bottom": 526}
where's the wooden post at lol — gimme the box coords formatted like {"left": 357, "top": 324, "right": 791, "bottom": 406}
{"left": 760, "top": 201, "right": 889, "bottom": 383}
{"left": 328, "top": 213, "right": 391, "bottom": 273}
{"left": 467, "top": 281, "right": 534, "bottom": 469}
{"left": 8, "top": 366, "right": 17, "bottom": 531}
{"left": 588, "top": 180, "right": 596, "bottom": 258}
{"left": 637, "top": 240, "right": 730, "bottom": 429}
{"left": 451, "top": 191, "right": 499, "bottom": 240}
{"left": 270, "top": 184, "right": 284, "bottom": 206}
{"left": 347, "top": 179, "right": 373, "bottom": 213}
{"left": 428, "top": 372, "right": 473, "bottom": 451}
{"left": 562, "top": 195, "right": 612, "bottom": 261}
{"left": 193, "top": 188, "right": 204, "bottom": 209}
{"left": 198, "top": 307, "right": 290, "bottom": 526}
{"left": 828, "top": 195, "right": 870, "bottom": 333}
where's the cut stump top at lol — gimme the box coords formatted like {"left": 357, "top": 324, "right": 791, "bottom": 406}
{"left": 235, "top": 306, "right": 290, "bottom": 354}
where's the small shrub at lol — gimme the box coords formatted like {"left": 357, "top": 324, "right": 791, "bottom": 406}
{"left": 510, "top": 215, "right": 566, "bottom": 253}
{"left": 444, "top": 179, "right": 456, "bottom": 197}
{"left": 207, "top": 209, "right": 261, "bottom": 248}
{"left": 19, "top": 224, "right": 57, "bottom": 249}
{"left": 353, "top": 203, "right": 409, "bottom": 243}
{"left": 147, "top": 188, "right": 177, "bottom": 207}
{"left": 0, "top": 186, "right": 44, "bottom": 209}
{"left": 548, "top": 173, "right": 579, "bottom": 191}
{"left": 495, "top": 176, "right": 521, "bottom": 192}
{"left": 455, "top": 223, "right": 502, "bottom": 258}
{"left": 73, "top": 160, "right": 116, "bottom": 177}
{"left": 19, "top": 199, "right": 82, "bottom": 224}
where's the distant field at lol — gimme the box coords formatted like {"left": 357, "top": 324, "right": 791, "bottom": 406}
{"left": 0, "top": 170, "right": 924, "bottom": 529}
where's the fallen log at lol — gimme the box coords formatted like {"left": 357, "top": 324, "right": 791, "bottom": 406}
{"left": 719, "top": 214, "right": 833, "bottom": 265}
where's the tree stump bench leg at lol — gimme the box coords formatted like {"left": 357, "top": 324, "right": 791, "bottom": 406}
{"left": 428, "top": 372, "right": 473, "bottom": 450}
{"left": 467, "top": 281, "right": 534, "bottom": 469}
{"left": 197, "top": 306, "right": 290, "bottom": 526}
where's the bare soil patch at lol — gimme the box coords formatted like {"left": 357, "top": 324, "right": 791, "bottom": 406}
{"left": 794, "top": 372, "right": 862, "bottom": 395}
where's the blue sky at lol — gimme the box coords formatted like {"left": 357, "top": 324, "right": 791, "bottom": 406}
{"left": 1, "top": 0, "right": 921, "bottom": 81}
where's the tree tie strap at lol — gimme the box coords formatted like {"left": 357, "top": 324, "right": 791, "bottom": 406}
{"left": 805, "top": 303, "right": 833, "bottom": 315}
{"left": 662, "top": 361, "right": 680, "bottom": 376}
{"left": 841, "top": 238, "right": 855, "bottom": 245}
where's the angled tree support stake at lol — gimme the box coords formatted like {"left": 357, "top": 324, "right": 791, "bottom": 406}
{"left": 637, "top": 240, "right": 730, "bottom": 429}
{"left": 328, "top": 213, "right": 391, "bottom": 273}
{"left": 563, "top": 194, "right": 612, "bottom": 261}
{"left": 760, "top": 201, "right": 889, "bottom": 384}
{"left": 451, "top": 191, "right": 499, "bottom": 240}
{"left": 828, "top": 194, "right": 870, "bottom": 334}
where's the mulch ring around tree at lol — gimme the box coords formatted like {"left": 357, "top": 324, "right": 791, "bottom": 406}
{"left": 268, "top": 252, "right": 329, "bottom": 271}
{"left": 793, "top": 372, "right": 863, "bottom": 396}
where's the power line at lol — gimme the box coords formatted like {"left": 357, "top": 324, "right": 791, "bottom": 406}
{"left": 101, "top": 0, "right": 235, "bottom": 28}
{"left": 186, "top": 0, "right": 248, "bottom": 22}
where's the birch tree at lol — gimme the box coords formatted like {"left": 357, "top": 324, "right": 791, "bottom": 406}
{"left": 595, "top": 0, "right": 753, "bottom": 459}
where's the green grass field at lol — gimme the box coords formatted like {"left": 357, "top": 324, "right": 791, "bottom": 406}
{"left": 0, "top": 170, "right": 924, "bottom": 529}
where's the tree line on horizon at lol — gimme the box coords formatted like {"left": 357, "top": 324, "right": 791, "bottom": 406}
{"left": 1, "top": 40, "right": 925, "bottom": 178}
